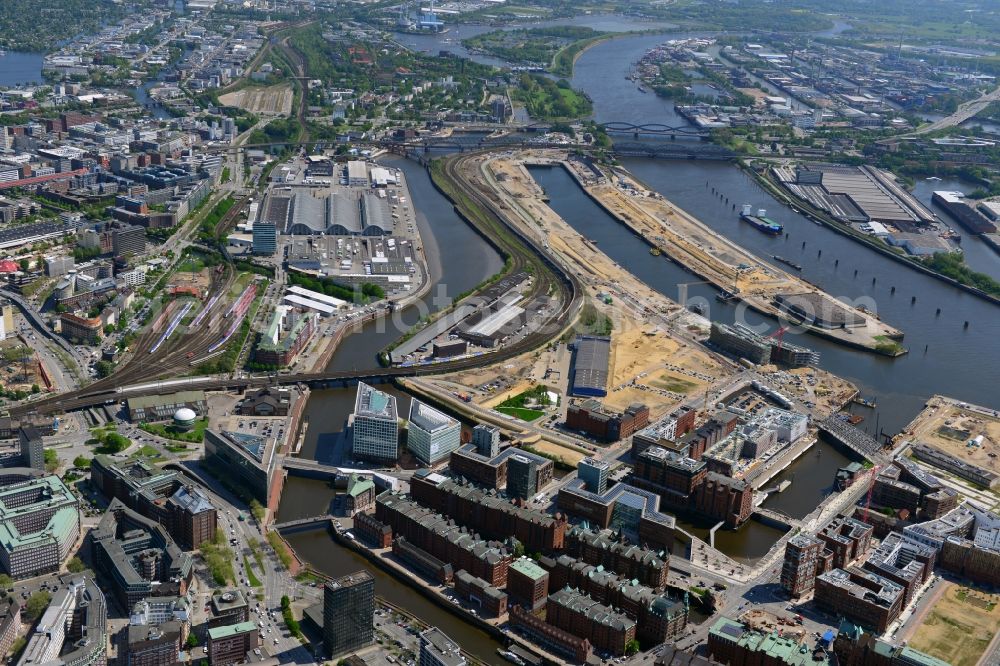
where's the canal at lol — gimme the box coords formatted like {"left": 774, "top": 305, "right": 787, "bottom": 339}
{"left": 283, "top": 526, "right": 507, "bottom": 664}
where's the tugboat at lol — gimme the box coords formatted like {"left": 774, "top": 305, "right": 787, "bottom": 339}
{"left": 740, "top": 204, "right": 783, "bottom": 235}
{"left": 772, "top": 255, "right": 802, "bottom": 271}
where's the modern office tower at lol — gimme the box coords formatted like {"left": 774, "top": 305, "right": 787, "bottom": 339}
{"left": 0, "top": 475, "right": 79, "bottom": 579}
{"left": 252, "top": 221, "right": 277, "bottom": 255}
{"left": 323, "top": 571, "right": 374, "bottom": 658}
{"left": 418, "top": 627, "right": 466, "bottom": 666}
{"left": 577, "top": 457, "right": 611, "bottom": 494}
{"left": 507, "top": 454, "right": 538, "bottom": 500}
{"left": 471, "top": 424, "right": 500, "bottom": 458}
{"left": 350, "top": 382, "right": 399, "bottom": 462}
{"left": 18, "top": 426, "right": 44, "bottom": 471}
{"left": 407, "top": 399, "right": 461, "bottom": 466}
{"left": 111, "top": 223, "right": 146, "bottom": 258}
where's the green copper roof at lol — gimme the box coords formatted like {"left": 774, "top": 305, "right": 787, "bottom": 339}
{"left": 208, "top": 621, "right": 257, "bottom": 640}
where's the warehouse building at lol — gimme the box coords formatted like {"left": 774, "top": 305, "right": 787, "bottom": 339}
{"left": 569, "top": 335, "right": 611, "bottom": 397}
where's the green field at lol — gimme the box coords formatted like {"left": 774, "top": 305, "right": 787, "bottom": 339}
{"left": 497, "top": 406, "right": 545, "bottom": 422}
{"left": 511, "top": 74, "right": 592, "bottom": 120}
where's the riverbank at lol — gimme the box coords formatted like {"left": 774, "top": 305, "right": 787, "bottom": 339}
{"left": 548, "top": 154, "right": 906, "bottom": 355}
{"left": 746, "top": 160, "right": 1000, "bottom": 307}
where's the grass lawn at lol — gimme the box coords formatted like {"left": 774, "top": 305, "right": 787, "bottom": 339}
{"left": 140, "top": 419, "right": 209, "bottom": 443}
{"left": 909, "top": 582, "right": 1000, "bottom": 666}
{"left": 654, "top": 377, "right": 698, "bottom": 394}
{"left": 497, "top": 406, "right": 545, "bottom": 422}
{"left": 244, "top": 556, "right": 262, "bottom": 587}
{"left": 136, "top": 445, "right": 161, "bottom": 459}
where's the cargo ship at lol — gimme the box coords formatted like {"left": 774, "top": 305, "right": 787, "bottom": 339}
{"left": 772, "top": 255, "right": 802, "bottom": 271}
{"left": 740, "top": 204, "right": 783, "bottom": 234}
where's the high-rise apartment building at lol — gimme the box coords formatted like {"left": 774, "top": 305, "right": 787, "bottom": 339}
{"left": 351, "top": 383, "right": 399, "bottom": 462}
{"left": 323, "top": 571, "right": 374, "bottom": 658}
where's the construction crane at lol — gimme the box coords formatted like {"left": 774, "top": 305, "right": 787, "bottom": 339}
{"left": 862, "top": 464, "right": 882, "bottom": 523}
{"left": 767, "top": 326, "right": 788, "bottom": 351}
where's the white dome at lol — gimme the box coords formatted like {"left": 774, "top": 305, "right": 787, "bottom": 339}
{"left": 173, "top": 408, "right": 197, "bottom": 423}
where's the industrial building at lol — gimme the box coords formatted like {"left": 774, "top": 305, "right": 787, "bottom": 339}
{"left": 261, "top": 188, "right": 393, "bottom": 236}
{"left": 774, "top": 164, "right": 936, "bottom": 227}
{"left": 90, "top": 500, "right": 194, "bottom": 610}
{"left": 406, "top": 398, "right": 461, "bottom": 466}
{"left": 322, "top": 571, "right": 375, "bottom": 658}
{"left": 507, "top": 557, "right": 550, "bottom": 612}
{"left": 453, "top": 569, "right": 507, "bottom": 618}
{"left": 0, "top": 475, "right": 80, "bottom": 579}
{"left": 569, "top": 335, "right": 611, "bottom": 397}
{"left": 774, "top": 292, "right": 865, "bottom": 329}
{"left": 350, "top": 382, "right": 399, "bottom": 463}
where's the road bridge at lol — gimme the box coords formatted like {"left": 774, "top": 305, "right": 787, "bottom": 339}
{"left": 818, "top": 416, "right": 889, "bottom": 464}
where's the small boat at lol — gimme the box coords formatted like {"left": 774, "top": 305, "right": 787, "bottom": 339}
{"left": 688, "top": 303, "right": 705, "bottom": 315}
{"left": 740, "top": 204, "right": 782, "bottom": 234}
{"left": 637, "top": 85, "right": 648, "bottom": 93}
{"left": 497, "top": 650, "right": 525, "bottom": 666}
{"left": 649, "top": 246, "right": 661, "bottom": 256}
{"left": 716, "top": 289, "right": 738, "bottom": 303}
{"left": 772, "top": 255, "right": 802, "bottom": 271}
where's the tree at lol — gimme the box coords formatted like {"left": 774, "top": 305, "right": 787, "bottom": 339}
{"left": 18, "top": 258, "right": 30, "bottom": 272}
{"left": 31, "top": 384, "right": 40, "bottom": 394}
{"left": 0, "top": 573, "right": 12, "bottom": 591}
{"left": 66, "top": 557, "right": 85, "bottom": 573}
{"left": 512, "top": 541, "right": 525, "bottom": 558}
{"left": 73, "top": 456, "right": 91, "bottom": 469}
{"left": 186, "top": 633, "right": 200, "bottom": 648}
{"left": 25, "top": 591, "right": 51, "bottom": 621}
{"left": 43, "top": 449, "right": 58, "bottom": 472}
{"left": 625, "top": 639, "right": 640, "bottom": 656}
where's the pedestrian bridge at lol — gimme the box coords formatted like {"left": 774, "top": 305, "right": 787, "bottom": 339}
{"left": 272, "top": 514, "right": 335, "bottom": 531}
{"left": 753, "top": 507, "right": 803, "bottom": 531}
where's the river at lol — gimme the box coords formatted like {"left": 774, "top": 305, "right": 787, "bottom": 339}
{"left": 280, "top": 21, "right": 1000, "bottom": 653}
{"left": 0, "top": 52, "right": 45, "bottom": 88}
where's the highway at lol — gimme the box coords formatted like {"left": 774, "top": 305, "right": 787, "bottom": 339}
{"left": 913, "top": 84, "right": 1000, "bottom": 134}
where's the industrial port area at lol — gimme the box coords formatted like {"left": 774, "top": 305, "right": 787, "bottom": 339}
{"left": 3, "top": 2, "right": 1000, "bottom": 666}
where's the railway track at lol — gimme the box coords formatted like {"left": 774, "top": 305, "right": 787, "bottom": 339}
{"left": 13, "top": 151, "right": 583, "bottom": 416}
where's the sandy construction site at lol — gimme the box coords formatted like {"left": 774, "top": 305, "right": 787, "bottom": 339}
{"left": 515, "top": 152, "right": 904, "bottom": 356}
{"left": 218, "top": 83, "right": 294, "bottom": 116}
{"left": 901, "top": 395, "right": 1000, "bottom": 475}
